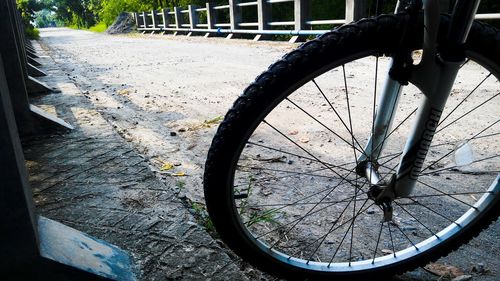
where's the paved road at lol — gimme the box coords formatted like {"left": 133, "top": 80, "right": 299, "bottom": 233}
{"left": 27, "top": 39, "right": 249, "bottom": 280}
{"left": 31, "top": 27, "right": 499, "bottom": 280}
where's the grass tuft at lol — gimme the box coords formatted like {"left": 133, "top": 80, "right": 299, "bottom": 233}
{"left": 89, "top": 22, "right": 108, "bottom": 33}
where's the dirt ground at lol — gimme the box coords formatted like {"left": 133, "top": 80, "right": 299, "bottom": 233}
{"left": 37, "top": 27, "right": 499, "bottom": 280}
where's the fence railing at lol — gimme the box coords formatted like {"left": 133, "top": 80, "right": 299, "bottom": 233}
{"left": 134, "top": 0, "right": 500, "bottom": 42}
{"left": 134, "top": 0, "right": 360, "bottom": 42}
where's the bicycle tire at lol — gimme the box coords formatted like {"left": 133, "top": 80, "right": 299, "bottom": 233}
{"left": 204, "top": 13, "right": 499, "bottom": 280}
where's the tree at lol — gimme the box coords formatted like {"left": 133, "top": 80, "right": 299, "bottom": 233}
{"left": 16, "top": 0, "right": 46, "bottom": 38}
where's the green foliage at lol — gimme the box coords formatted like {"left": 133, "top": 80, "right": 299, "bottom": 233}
{"left": 49, "top": 0, "right": 102, "bottom": 28}
{"left": 89, "top": 21, "right": 108, "bottom": 32}
{"left": 25, "top": 25, "right": 40, "bottom": 39}
{"left": 34, "top": 9, "right": 61, "bottom": 27}
{"left": 16, "top": 0, "right": 45, "bottom": 38}
{"left": 190, "top": 202, "right": 215, "bottom": 233}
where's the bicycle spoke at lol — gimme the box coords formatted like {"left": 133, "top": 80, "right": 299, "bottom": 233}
{"left": 312, "top": 79, "right": 367, "bottom": 157}
{"left": 328, "top": 198, "right": 371, "bottom": 266}
{"left": 342, "top": 64, "right": 362, "bottom": 267}
{"left": 392, "top": 221, "right": 418, "bottom": 250}
{"left": 421, "top": 119, "right": 500, "bottom": 174}
{"left": 246, "top": 141, "right": 352, "bottom": 172}
{"left": 416, "top": 180, "right": 478, "bottom": 209}
{"left": 436, "top": 92, "right": 499, "bottom": 134}
{"left": 240, "top": 167, "right": 361, "bottom": 224}
{"left": 237, "top": 164, "right": 345, "bottom": 180}
{"left": 293, "top": 201, "right": 374, "bottom": 262}
{"left": 256, "top": 179, "right": 369, "bottom": 242}
{"left": 235, "top": 151, "right": 358, "bottom": 190}
{"left": 349, "top": 175, "right": 360, "bottom": 266}
{"left": 363, "top": 106, "right": 415, "bottom": 160}
{"left": 372, "top": 221, "right": 384, "bottom": 263}
{"left": 421, "top": 154, "right": 500, "bottom": 176}
{"left": 246, "top": 197, "right": 369, "bottom": 209}
{"left": 262, "top": 170, "right": 367, "bottom": 245}
{"left": 342, "top": 64, "right": 362, "bottom": 166}
{"left": 235, "top": 161, "right": 362, "bottom": 198}
{"left": 270, "top": 186, "right": 348, "bottom": 250}
{"left": 393, "top": 201, "right": 437, "bottom": 238}
{"left": 407, "top": 191, "right": 492, "bottom": 199}
{"left": 263, "top": 120, "right": 360, "bottom": 186}
{"left": 285, "top": 98, "right": 367, "bottom": 157}
{"left": 430, "top": 131, "right": 500, "bottom": 149}
{"left": 370, "top": 128, "right": 497, "bottom": 169}
{"left": 438, "top": 73, "right": 493, "bottom": 127}
{"left": 378, "top": 158, "right": 400, "bottom": 183}
{"left": 387, "top": 222, "right": 396, "bottom": 257}
{"left": 305, "top": 191, "right": 359, "bottom": 264}
{"left": 234, "top": 165, "right": 348, "bottom": 190}
{"left": 408, "top": 198, "right": 455, "bottom": 224}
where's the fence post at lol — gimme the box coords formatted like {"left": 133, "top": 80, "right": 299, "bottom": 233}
{"left": 187, "top": 5, "right": 198, "bottom": 36}
{"left": 205, "top": 2, "right": 217, "bottom": 37}
{"left": 161, "top": 8, "right": 170, "bottom": 34}
{"left": 228, "top": 0, "right": 241, "bottom": 39}
{"left": 133, "top": 12, "right": 139, "bottom": 29}
{"left": 141, "top": 11, "right": 149, "bottom": 33}
{"left": 290, "top": 0, "right": 310, "bottom": 43}
{"left": 254, "top": 0, "right": 272, "bottom": 41}
{"left": 151, "top": 10, "right": 158, "bottom": 33}
{"left": 345, "top": 0, "right": 367, "bottom": 23}
{"left": 173, "top": 6, "right": 183, "bottom": 36}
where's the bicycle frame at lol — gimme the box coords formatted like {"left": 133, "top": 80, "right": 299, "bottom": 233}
{"left": 358, "top": 0, "right": 481, "bottom": 199}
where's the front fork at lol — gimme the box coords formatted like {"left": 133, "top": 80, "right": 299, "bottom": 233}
{"left": 357, "top": 0, "right": 480, "bottom": 207}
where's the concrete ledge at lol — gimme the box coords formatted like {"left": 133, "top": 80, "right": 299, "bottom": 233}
{"left": 27, "top": 55, "right": 41, "bottom": 67}
{"left": 38, "top": 216, "right": 136, "bottom": 281}
{"left": 30, "top": 104, "right": 74, "bottom": 131}
{"left": 26, "top": 76, "right": 52, "bottom": 95}
{"left": 27, "top": 63, "right": 47, "bottom": 77}
{"left": 26, "top": 48, "right": 39, "bottom": 58}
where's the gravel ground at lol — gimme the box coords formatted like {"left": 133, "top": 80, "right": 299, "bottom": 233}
{"left": 37, "top": 27, "right": 499, "bottom": 280}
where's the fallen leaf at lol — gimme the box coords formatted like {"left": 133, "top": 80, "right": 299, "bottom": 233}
{"left": 254, "top": 156, "right": 286, "bottom": 163}
{"left": 171, "top": 172, "right": 186, "bottom": 177}
{"left": 160, "top": 162, "right": 174, "bottom": 171}
{"left": 289, "top": 130, "right": 299, "bottom": 135}
{"left": 452, "top": 275, "right": 472, "bottom": 281}
{"left": 118, "top": 89, "right": 130, "bottom": 95}
{"left": 470, "top": 262, "right": 488, "bottom": 274}
{"left": 381, "top": 249, "right": 393, "bottom": 255}
{"left": 424, "top": 263, "right": 464, "bottom": 278}
{"left": 299, "top": 136, "right": 310, "bottom": 143}
{"left": 204, "top": 116, "right": 223, "bottom": 125}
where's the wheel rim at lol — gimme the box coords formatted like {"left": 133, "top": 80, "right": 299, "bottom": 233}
{"left": 229, "top": 52, "right": 500, "bottom": 273}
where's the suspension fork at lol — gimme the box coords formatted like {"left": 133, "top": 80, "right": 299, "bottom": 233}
{"left": 357, "top": 0, "right": 481, "bottom": 200}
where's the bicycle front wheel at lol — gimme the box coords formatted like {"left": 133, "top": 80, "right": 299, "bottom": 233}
{"left": 204, "top": 14, "right": 500, "bottom": 280}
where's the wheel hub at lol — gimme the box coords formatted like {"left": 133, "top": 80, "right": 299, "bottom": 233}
{"left": 356, "top": 160, "right": 396, "bottom": 222}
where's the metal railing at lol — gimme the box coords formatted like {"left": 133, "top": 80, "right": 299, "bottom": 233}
{"left": 134, "top": 0, "right": 500, "bottom": 42}
{"left": 134, "top": 0, "right": 365, "bottom": 42}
